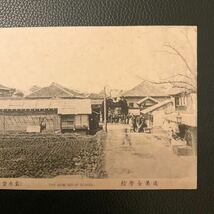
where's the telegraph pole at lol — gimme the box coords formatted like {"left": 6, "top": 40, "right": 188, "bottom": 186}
{"left": 103, "top": 86, "right": 107, "bottom": 132}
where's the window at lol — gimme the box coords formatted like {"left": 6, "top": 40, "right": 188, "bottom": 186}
{"left": 61, "top": 115, "right": 75, "bottom": 129}
{"left": 129, "top": 103, "right": 134, "bottom": 107}
{"left": 180, "top": 96, "right": 187, "bottom": 106}
{"left": 175, "top": 97, "right": 179, "bottom": 106}
{"left": 175, "top": 95, "right": 187, "bottom": 106}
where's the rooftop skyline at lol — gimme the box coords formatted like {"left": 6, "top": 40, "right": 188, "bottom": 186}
{"left": 0, "top": 26, "right": 196, "bottom": 93}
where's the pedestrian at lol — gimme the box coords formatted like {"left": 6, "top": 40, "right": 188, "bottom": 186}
{"left": 122, "top": 128, "right": 132, "bottom": 146}
{"left": 136, "top": 114, "right": 146, "bottom": 133}
{"left": 126, "top": 113, "right": 130, "bottom": 124}
{"left": 40, "top": 118, "right": 47, "bottom": 133}
{"left": 169, "top": 131, "right": 173, "bottom": 144}
{"left": 129, "top": 114, "right": 137, "bottom": 132}
{"left": 167, "top": 123, "right": 173, "bottom": 144}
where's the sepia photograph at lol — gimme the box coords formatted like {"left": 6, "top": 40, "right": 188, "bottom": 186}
{"left": 0, "top": 26, "right": 197, "bottom": 189}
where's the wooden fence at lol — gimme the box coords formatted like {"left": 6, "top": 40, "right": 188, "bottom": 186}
{"left": 0, "top": 109, "right": 60, "bottom": 133}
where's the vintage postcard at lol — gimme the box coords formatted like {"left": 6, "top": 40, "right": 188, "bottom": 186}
{"left": 0, "top": 26, "right": 197, "bottom": 189}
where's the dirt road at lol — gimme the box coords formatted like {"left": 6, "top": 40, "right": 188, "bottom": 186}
{"left": 104, "top": 124, "right": 196, "bottom": 179}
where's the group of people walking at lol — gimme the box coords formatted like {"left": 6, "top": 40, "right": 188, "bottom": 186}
{"left": 101, "top": 96, "right": 148, "bottom": 133}
{"left": 129, "top": 114, "right": 148, "bottom": 133}
{"left": 107, "top": 110, "right": 128, "bottom": 124}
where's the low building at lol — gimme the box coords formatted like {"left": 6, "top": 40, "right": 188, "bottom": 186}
{"left": 26, "top": 83, "right": 102, "bottom": 130}
{"left": 140, "top": 99, "right": 175, "bottom": 127}
{"left": 87, "top": 93, "right": 103, "bottom": 109}
{"left": 86, "top": 93, "right": 103, "bottom": 123}
{"left": 0, "top": 84, "right": 15, "bottom": 97}
{"left": 26, "top": 82, "right": 86, "bottom": 99}
{"left": 0, "top": 99, "right": 92, "bottom": 133}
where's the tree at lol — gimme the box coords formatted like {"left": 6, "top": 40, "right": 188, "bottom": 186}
{"left": 13, "top": 90, "right": 24, "bottom": 97}
{"left": 143, "top": 27, "right": 197, "bottom": 92}
{"left": 158, "top": 43, "right": 196, "bottom": 92}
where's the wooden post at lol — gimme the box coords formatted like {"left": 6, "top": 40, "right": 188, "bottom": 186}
{"left": 3, "top": 110, "right": 5, "bottom": 135}
{"left": 103, "top": 86, "right": 107, "bottom": 132}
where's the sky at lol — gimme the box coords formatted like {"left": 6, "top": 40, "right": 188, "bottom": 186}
{"left": 0, "top": 26, "right": 196, "bottom": 93}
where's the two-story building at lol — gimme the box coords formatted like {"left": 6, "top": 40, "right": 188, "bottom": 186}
{"left": 122, "top": 80, "right": 172, "bottom": 115}
{"left": 163, "top": 90, "right": 197, "bottom": 153}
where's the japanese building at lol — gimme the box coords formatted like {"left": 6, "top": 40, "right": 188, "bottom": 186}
{"left": 122, "top": 80, "right": 173, "bottom": 115}
{"left": 0, "top": 99, "right": 92, "bottom": 133}
{"left": 0, "top": 84, "right": 15, "bottom": 97}
{"left": 140, "top": 98, "right": 175, "bottom": 127}
{"left": 25, "top": 82, "right": 86, "bottom": 99}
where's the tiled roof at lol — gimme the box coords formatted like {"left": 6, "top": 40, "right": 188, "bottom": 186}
{"left": 87, "top": 93, "right": 103, "bottom": 99}
{"left": 0, "top": 84, "right": 14, "bottom": 90}
{"left": 26, "top": 82, "right": 86, "bottom": 98}
{"left": 122, "top": 80, "right": 173, "bottom": 97}
{"left": 0, "top": 99, "right": 91, "bottom": 114}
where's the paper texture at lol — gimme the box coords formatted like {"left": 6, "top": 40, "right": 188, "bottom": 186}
{"left": 0, "top": 26, "right": 197, "bottom": 189}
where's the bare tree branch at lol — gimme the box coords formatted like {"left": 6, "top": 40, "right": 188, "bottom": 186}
{"left": 153, "top": 80, "right": 196, "bottom": 90}
{"left": 135, "top": 75, "right": 196, "bottom": 92}
{"left": 176, "top": 73, "right": 193, "bottom": 80}
{"left": 172, "top": 85, "right": 194, "bottom": 91}
{"left": 152, "top": 50, "right": 177, "bottom": 56}
{"left": 164, "top": 44, "right": 196, "bottom": 78}
{"left": 160, "top": 73, "right": 193, "bottom": 81}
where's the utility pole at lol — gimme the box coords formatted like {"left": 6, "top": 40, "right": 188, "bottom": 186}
{"left": 103, "top": 86, "right": 107, "bottom": 132}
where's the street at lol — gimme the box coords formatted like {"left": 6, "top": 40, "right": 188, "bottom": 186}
{"left": 104, "top": 124, "right": 196, "bottom": 179}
